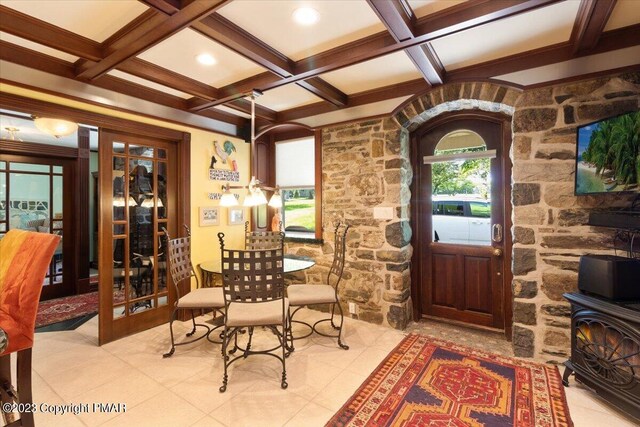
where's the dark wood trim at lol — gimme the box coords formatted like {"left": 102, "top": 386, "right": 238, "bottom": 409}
{"left": 76, "top": 127, "right": 91, "bottom": 294}
{"left": 366, "top": 0, "right": 444, "bottom": 85}
{"left": 0, "top": 91, "right": 186, "bottom": 141}
{"left": 139, "top": 0, "right": 182, "bottom": 15}
{"left": 314, "top": 129, "right": 323, "bottom": 240}
{"left": 501, "top": 120, "right": 513, "bottom": 340}
{"left": 0, "top": 139, "right": 78, "bottom": 158}
{"left": 447, "top": 24, "right": 640, "bottom": 81}
{"left": 571, "top": 0, "right": 617, "bottom": 54}
{"left": 524, "top": 63, "right": 640, "bottom": 90}
{"left": 278, "top": 78, "right": 430, "bottom": 123}
{"left": 76, "top": 0, "right": 230, "bottom": 80}
{"left": 0, "top": 5, "right": 102, "bottom": 61}
{"left": 271, "top": 128, "right": 316, "bottom": 143}
{"left": 176, "top": 132, "right": 192, "bottom": 321}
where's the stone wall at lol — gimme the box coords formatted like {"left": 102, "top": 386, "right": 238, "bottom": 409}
{"left": 286, "top": 117, "right": 414, "bottom": 329}
{"left": 510, "top": 72, "right": 640, "bottom": 361}
{"left": 286, "top": 72, "right": 640, "bottom": 362}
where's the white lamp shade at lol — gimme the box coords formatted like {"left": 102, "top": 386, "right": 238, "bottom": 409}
{"left": 268, "top": 192, "right": 282, "bottom": 208}
{"left": 243, "top": 191, "right": 257, "bottom": 207}
{"left": 34, "top": 117, "right": 78, "bottom": 138}
{"left": 253, "top": 189, "right": 268, "bottom": 205}
{"left": 220, "top": 192, "right": 239, "bottom": 207}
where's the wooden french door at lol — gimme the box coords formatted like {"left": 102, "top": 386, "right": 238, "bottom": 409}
{"left": 0, "top": 154, "right": 74, "bottom": 300}
{"left": 414, "top": 113, "right": 511, "bottom": 331}
{"left": 98, "top": 130, "right": 178, "bottom": 344}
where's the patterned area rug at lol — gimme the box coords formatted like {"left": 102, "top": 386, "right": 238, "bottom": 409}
{"left": 328, "top": 334, "right": 573, "bottom": 427}
{"left": 36, "top": 292, "right": 99, "bottom": 328}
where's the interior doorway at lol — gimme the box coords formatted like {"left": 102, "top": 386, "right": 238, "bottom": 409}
{"left": 0, "top": 154, "right": 75, "bottom": 300}
{"left": 412, "top": 112, "right": 513, "bottom": 335}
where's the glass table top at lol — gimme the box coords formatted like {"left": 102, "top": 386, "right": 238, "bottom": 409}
{"left": 200, "top": 254, "right": 315, "bottom": 274}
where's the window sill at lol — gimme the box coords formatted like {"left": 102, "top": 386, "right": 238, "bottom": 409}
{"left": 285, "top": 231, "right": 323, "bottom": 244}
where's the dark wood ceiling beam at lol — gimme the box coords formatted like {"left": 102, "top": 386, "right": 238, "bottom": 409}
{"left": 76, "top": 0, "right": 229, "bottom": 80}
{"left": 0, "top": 40, "right": 246, "bottom": 127}
{"left": 570, "top": 0, "right": 617, "bottom": 54}
{"left": 366, "top": 0, "right": 444, "bottom": 85}
{"left": 277, "top": 78, "right": 429, "bottom": 122}
{"left": 297, "top": 78, "right": 348, "bottom": 107}
{"left": 192, "top": 14, "right": 293, "bottom": 77}
{"left": 292, "top": 0, "right": 560, "bottom": 80}
{"left": 139, "top": 0, "right": 181, "bottom": 15}
{"left": 447, "top": 23, "right": 640, "bottom": 81}
{"left": 0, "top": 5, "right": 103, "bottom": 61}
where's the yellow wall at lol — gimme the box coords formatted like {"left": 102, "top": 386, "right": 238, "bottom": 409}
{"left": 0, "top": 83, "right": 250, "bottom": 287}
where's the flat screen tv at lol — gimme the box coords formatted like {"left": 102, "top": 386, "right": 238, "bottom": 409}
{"left": 575, "top": 110, "right": 640, "bottom": 195}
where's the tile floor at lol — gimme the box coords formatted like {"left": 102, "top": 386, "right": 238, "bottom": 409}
{"left": 23, "top": 310, "right": 639, "bottom": 427}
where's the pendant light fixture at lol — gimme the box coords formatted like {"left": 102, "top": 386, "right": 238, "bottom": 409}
{"left": 220, "top": 90, "right": 282, "bottom": 208}
{"left": 32, "top": 116, "right": 78, "bottom": 138}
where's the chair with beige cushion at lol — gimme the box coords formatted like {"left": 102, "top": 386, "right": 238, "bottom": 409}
{"left": 162, "top": 225, "right": 224, "bottom": 358}
{"left": 218, "top": 231, "right": 289, "bottom": 392}
{"left": 287, "top": 222, "right": 350, "bottom": 350}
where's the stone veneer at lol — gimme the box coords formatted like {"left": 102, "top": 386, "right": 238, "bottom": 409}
{"left": 286, "top": 72, "right": 640, "bottom": 361}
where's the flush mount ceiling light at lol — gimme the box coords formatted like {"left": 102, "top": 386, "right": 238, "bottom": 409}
{"left": 32, "top": 116, "right": 78, "bottom": 138}
{"left": 196, "top": 53, "right": 216, "bottom": 66}
{"left": 292, "top": 7, "right": 320, "bottom": 26}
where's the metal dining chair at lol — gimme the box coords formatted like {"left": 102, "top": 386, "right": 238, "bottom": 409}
{"left": 287, "top": 222, "right": 350, "bottom": 350}
{"left": 162, "top": 225, "right": 224, "bottom": 358}
{"left": 218, "top": 232, "right": 289, "bottom": 392}
{"left": 244, "top": 221, "right": 285, "bottom": 250}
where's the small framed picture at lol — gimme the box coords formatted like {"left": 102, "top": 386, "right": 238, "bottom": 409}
{"left": 228, "top": 207, "right": 244, "bottom": 225}
{"left": 199, "top": 206, "right": 220, "bottom": 226}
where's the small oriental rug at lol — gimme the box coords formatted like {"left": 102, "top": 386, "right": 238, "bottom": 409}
{"left": 36, "top": 291, "right": 99, "bottom": 328}
{"left": 328, "top": 334, "right": 572, "bottom": 427}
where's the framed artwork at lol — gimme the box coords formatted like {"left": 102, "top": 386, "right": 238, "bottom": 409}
{"left": 199, "top": 206, "right": 220, "bottom": 226}
{"left": 228, "top": 207, "right": 244, "bottom": 225}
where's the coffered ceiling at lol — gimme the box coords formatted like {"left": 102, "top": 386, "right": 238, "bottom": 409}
{"left": 0, "top": 0, "right": 638, "bottom": 136}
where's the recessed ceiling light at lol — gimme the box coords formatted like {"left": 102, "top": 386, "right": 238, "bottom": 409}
{"left": 292, "top": 7, "right": 320, "bottom": 26}
{"left": 196, "top": 53, "right": 216, "bottom": 66}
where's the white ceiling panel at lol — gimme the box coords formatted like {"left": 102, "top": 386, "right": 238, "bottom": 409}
{"left": 604, "top": 0, "right": 640, "bottom": 31}
{"left": 256, "top": 84, "right": 322, "bottom": 111}
{"left": 0, "top": 32, "right": 78, "bottom": 62}
{"left": 432, "top": 1, "right": 580, "bottom": 70}
{"left": 297, "top": 96, "right": 412, "bottom": 128}
{"left": 407, "top": 0, "right": 468, "bottom": 19}
{"left": 217, "top": 0, "right": 386, "bottom": 61}
{"left": 495, "top": 46, "right": 640, "bottom": 86}
{"left": 319, "top": 51, "right": 422, "bottom": 94}
{"left": 137, "top": 28, "right": 266, "bottom": 88}
{"left": 107, "top": 70, "right": 191, "bottom": 99}
{"left": 1, "top": 1, "right": 148, "bottom": 43}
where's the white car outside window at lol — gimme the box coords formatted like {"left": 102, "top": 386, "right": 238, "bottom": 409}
{"left": 432, "top": 197, "right": 491, "bottom": 246}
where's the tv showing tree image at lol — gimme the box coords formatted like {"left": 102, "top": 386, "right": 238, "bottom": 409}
{"left": 576, "top": 110, "right": 640, "bottom": 195}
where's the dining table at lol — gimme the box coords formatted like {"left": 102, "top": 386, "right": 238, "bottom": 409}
{"left": 199, "top": 254, "right": 316, "bottom": 287}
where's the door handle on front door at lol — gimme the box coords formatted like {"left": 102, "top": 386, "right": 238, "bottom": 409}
{"left": 492, "top": 224, "right": 503, "bottom": 243}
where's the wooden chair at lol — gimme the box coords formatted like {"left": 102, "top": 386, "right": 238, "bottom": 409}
{"left": 162, "top": 225, "right": 224, "bottom": 358}
{"left": 287, "top": 222, "right": 350, "bottom": 350}
{"left": 218, "top": 232, "right": 289, "bottom": 392}
{"left": 244, "top": 221, "right": 284, "bottom": 250}
{"left": 0, "top": 229, "right": 60, "bottom": 427}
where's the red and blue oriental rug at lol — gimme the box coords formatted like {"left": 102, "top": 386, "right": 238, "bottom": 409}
{"left": 328, "top": 334, "right": 572, "bottom": 427}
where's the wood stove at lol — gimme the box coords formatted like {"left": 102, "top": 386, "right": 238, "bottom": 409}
{"left": 563, "top": 292, "right": 640, "bottom": 419}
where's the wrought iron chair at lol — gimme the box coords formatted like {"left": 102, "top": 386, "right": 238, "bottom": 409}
{"left": 287, "top": 222, "right": 350, "bottom": 350}
{"left": 218, "top": 232, "right": 289, "bottom": 392}
{"left": 162, "top": 225, "right": 224, "bottom": 358}
{"left": 244, "top": 220, "right": 284, "bottom": 250}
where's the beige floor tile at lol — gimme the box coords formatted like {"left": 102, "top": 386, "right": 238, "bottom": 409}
{"left": 71, "top": 370, "right": 165, "bottom": 426}
{"left": 31, "top": 371, "right": 86, "bottom": 427}
{"left": 284, "top": 401, "right": 335, "bottom": 427}
{"left": 344, "top": 346, "right": 392, "bottom": 376}
{"left": 210, "top": 379, "right": 310, "bottom": 427}
{"left": 570, "top": 403, "right": 639, "bottom": 427}
{"left": 101, "top": 389, "right": 206, "bottom": 427}
{"left": 190, "top": 415, "right": 227, "bottom": 427}
{"left": 280, "top": 357, "right": 343, "bottom": 400}
{"left": 297, "top": 343, "right": 365, "bottom": 370}
{"left": 312, "top": 370, "right": 368, "bottom": 412}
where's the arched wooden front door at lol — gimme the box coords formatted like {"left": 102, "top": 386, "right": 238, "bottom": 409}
{"left": 411, "top": 112, "right": 513, "bottom": 335}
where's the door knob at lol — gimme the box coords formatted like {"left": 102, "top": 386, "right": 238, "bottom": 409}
{"left": 493, "top": 248, "right": 503, "bottom": 257}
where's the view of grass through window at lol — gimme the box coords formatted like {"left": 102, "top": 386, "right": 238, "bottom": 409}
{"left": 282, "top": 189, "right": 315, "bottom": 232}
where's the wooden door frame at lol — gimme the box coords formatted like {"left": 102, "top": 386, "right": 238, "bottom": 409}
{"left": 409, "top": 110, "right": 513, "bottom": 338}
